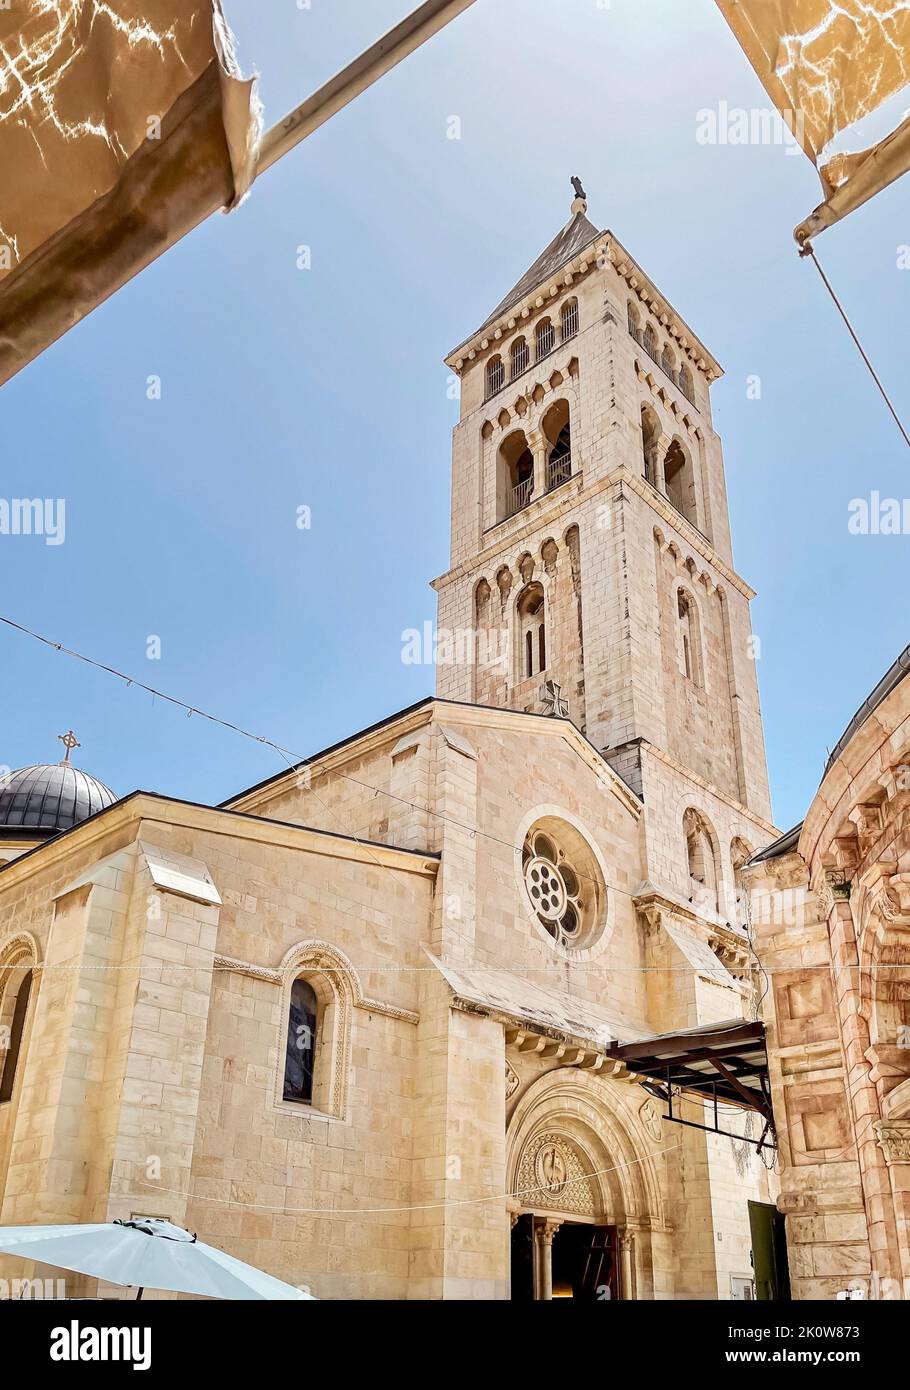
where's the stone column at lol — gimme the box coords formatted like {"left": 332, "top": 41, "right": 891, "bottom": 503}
{"left": 619, "top": 1229, "right": 636, "bottom": 1300}
{"left": 643, "top": 444, "right": 661, "bottom": 490}
{"left": 654, "top": 432, "right": 673, "bottom": 495}
{"left": 528, "top": 428, "right": 548, "bottom": 502}
{"left": 534, "top": 1218, "right": 562, "bottom": 1300}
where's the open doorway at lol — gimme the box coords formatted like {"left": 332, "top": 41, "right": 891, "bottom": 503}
{"left": 552, "top": 1223, "right": 619, "bottom": 1300}
{"left": 510, "top": 1216, "right": 620, "bottom": 1300}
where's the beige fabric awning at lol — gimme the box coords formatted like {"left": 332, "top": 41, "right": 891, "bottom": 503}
{"left": 0, "top": 1, "right": 258, "bottom": 387}
{"left": 716, "top": 0, "right": 910, "bottom": 239}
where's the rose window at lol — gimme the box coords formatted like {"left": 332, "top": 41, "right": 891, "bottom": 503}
{"left": 522, "top": 828, "right": 589, "bottom": 947}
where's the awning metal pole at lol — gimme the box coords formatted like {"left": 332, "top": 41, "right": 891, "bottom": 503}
{"left": 256, "top": 0, "right": 479, "bottom": 179}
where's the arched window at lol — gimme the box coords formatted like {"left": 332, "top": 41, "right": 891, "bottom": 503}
{"left": 641, "top": 404, "right": 661, "bottom": 485}
{"left": 661, "top": 344, "right": 675, "bottom": 378}
{"left": 517, "top": 583, "right": 546, "bottom": 681}
{"left": 643, "top": 322, "right": 658, "bottom": 362}
{"left": 485, "top": 355, "right": 505, "bottom": 400}
{"left": 684, "top": 809, "right": 719, "bottom": 915}
{"left": 678, "top": 362, "right": 694, "bottom": 404}
{"left": 561, "top": 298, "right": 579, "bottom": 342}
{"left": 510, "top": 337, "right": 530, "bottom": 379}
{"left": 536, "top": 318, "right": 555, "bottom": 361}
{"left": 498, "top": 429, "right": 535, "bottom": 520}
{"left": 627, "top": 302, "right": 641, "bottom": 337}
{"left": 283, "top": 976, "right": 319, "bottom": 1105}
{"left": 542, "top": 399, "right": 571, "bottom": 491}
{"left": 677, "top": 588, "right": 704, "bottom": 687}
{"left": 0, "top": 968, "right": 32, "bottom": 1104}
{"left": 664, "top": 438, "right": 698, "bottom": 525}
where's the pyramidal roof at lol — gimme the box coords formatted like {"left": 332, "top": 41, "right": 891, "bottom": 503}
{"left": 475, "top": 207, "right": 601, "bottom": 336}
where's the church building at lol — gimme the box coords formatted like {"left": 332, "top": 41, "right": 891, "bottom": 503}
{"left": 0, "top": 190, "right": 780, "bottom": 1300}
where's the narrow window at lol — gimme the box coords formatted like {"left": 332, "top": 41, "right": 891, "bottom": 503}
{"left": 0, "top": 969, "right": 32, "bottom": 1104}
{"left": 677, "top": 589, "right": 703, "bottom": 687}
{"left": 283, "top": 977, "right": 318, "bottom": 1104}
{"left": 536, "top": 319, "right": 555, "bottom": 361}
{"left": 517, "top": 583, "right": 546, "bottom": 682}
{"left": 486, "top": 356, "right": 505, "bottom": 400}
{"left": 510, "top": 338, "right": 529, "bottom": 379}
{"left": 561, "top": 299, "right": 578, "bottom": 341}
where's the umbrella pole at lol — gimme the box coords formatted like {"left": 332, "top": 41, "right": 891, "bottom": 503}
{"left": 136, "top": 1288, "right": 143, "bottom": 1300}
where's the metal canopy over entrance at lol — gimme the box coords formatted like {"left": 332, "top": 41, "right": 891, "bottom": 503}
{"left": 607, "top": 1019, "right": 775, "bottom": 1152}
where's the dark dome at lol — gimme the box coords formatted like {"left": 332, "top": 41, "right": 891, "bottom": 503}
{"left": 0, "top": 763, "right": 118, "bottom": 834}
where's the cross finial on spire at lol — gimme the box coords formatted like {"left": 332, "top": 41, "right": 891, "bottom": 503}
{"left": 58, "top": 729, "right": 80, "bottom": 765}
{"left": 570, "top": 175, "right": 587, "bottom": 216}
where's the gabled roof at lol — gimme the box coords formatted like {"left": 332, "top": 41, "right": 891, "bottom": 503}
{"left": 474, "top": 210, "right": 601, "bottom": 336}
{"left": 223, "top": 696, "right": 642, "bottom": 814}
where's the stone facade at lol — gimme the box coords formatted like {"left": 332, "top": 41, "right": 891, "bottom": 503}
{"left": 0, "top": 196, "right": 780, "bottom": 1299}
{"left": 746, "top": 649, "right": 910, "bottom": 1299}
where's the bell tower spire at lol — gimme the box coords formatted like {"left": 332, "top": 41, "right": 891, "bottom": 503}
{"left": 433, "top": 187, "right": 772, "bottom": 825}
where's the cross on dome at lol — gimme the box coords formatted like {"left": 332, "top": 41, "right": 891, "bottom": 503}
{"left": 57, "top": 729, "right": 81, "bottom": 765}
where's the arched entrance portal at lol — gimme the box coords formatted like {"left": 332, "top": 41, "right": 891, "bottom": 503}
{"left": 506, "top": 1068, "right": 663, "bottom": 1301}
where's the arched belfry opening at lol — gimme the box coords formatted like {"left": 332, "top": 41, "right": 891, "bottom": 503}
{"left": 542, "top": 399, "right": 572, "bottom": 492}
{"left": 640, "top": 404, "right": 661, "bottom": 486}
{"left": 506, "top": 1070, "right": 662, "bottom": 1301}
{"left": 664, "top": 438, "right": 698, "bottom": 526}
{"left": 497, "top": 429, "right": 535, "bottom": 520}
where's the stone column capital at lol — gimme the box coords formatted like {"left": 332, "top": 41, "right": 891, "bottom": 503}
{"left": 535, "top": 1217, "right": 563, "bottom": 1246}
{"left": 874, "top": 1119, "right": 910, "bottom": 1165}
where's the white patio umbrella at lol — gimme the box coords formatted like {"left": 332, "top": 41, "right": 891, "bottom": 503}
{"left": 0, "top": 1218, "right": 314, "bottom": 1301}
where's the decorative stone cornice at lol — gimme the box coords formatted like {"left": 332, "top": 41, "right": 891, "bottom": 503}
{"left": 446, "top": 238, "right": 605, "bottom": 369}
{"left": 653, "top": 526, "right": 722, "bottom": 599}
{"left": 706, "top": 929, "right": 752, "bottom": 979}
{"left": 641, "top": 742, "right": 777, "bottom": 836}
{"left": 432, "top": 463, "right": 757, "bottom": 602}
{"left": 635, "top": 360, "right": 702, "bottom": 437}
{"left": 444, "top": 230, "right": 722, "bottom": 384}
{"left": 607, "top": 232, "right": 723, "bottom": 380}
{"left": 633, "top": 882, "right": 752, "bottom": 978}
{"left": 0, "top": 791, "right": 440, "bottom": 892}
{"left": 501, "top": 1024, "right": 627, "bottom": 1075}
{"left": 479, "top": 355, "right": 580, "bottom": 438}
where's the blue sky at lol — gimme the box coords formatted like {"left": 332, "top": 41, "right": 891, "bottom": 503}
{"left": 1, "top": 0, "right": 907, "bottom": 832}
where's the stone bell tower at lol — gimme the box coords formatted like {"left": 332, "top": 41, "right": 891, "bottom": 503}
{"left": 432, "top": 183, "right": 773, "bottom": 842}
